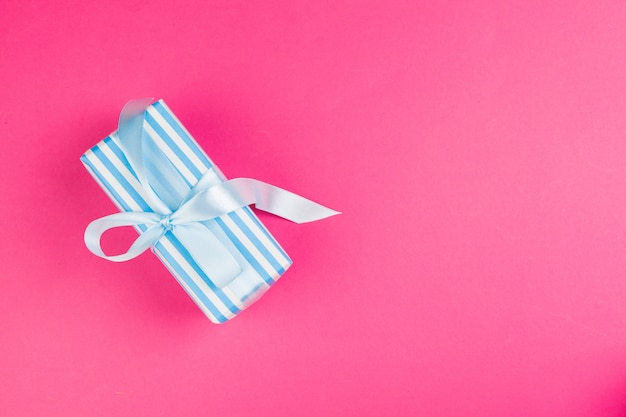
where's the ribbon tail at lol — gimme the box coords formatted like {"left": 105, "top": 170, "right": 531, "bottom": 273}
{"left": 84, "top": 212, "right": 163, "bottom": 262}
{"left": 172, "top": 178, "right": 340, "bottom": 224}
{"left": 244, "top": 179, "right": 341, "bottom": 223}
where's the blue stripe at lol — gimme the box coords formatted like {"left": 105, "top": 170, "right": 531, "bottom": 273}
{"left": 81, "top": 154, "right": 133, "bottom": 213}
{"left": 81, "top": 154, "right": 149, "bottom": 239}
{"left": 154, "top": 239, "right": 229, "bottom": 323}
{"left": 144, "top": 111, "right": 203, "bottom": 181}
{"left": 165, "top": 231, "right": 241, "bottom": 315}
{"left": 143, "top": 139, "right": 194, "bottom": 205}
{"left": 242, "top": 206, "right": 292, "bottom": 265}
{"left": 90, "top": 145, "right": 152, "bottom": 212}
{"left": 104, "top": 137, "right": 139, "bottom": 181}
{"left": 229, "top": 211, "right": 286, "bottom": 275}
{"left": 152, "top": 102, "right": 213, "bottom": 169}
{"left": 214, "top": 217, "right": 276, "bottom": 285}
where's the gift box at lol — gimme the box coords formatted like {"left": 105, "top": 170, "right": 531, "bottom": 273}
{"left": 81, "top": 99, "right": 328, "bottom": 323}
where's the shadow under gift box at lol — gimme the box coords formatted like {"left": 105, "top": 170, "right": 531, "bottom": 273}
{"left": 81, "top": 100, "right": 292, "bottom": 323}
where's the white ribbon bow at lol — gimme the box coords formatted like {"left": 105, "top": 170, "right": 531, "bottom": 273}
{"left": 84, "top": 99, "right": 339, "bottom": 286}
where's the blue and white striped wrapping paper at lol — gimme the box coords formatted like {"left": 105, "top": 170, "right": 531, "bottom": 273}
{"left": 81, "top": 100, "right": 292, "bottom": 323}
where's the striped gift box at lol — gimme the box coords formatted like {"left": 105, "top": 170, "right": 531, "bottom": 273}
{"left": 81, "top": 100, "right": 292, "bottom": 323}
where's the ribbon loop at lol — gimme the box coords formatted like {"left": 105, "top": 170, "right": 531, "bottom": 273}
{"left": 84, "top": 211, "right": 163, "bottom": 262}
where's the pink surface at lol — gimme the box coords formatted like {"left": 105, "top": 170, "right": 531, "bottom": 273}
{"left": 3, "top": 1, "right": 626, "bottom": 416}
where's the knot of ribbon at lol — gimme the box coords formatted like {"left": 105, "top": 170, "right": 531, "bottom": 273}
{"left": 159, "top": 215, "right": 173, "bottom": 231}
{"left": 84, "top": 98, "right": 340, "bottom": 287}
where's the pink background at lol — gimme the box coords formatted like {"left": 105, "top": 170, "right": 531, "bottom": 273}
{"left": 3, "top": 1, "right": 626, "bottom": 416}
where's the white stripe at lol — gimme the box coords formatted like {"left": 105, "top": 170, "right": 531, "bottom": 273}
{"left": 239, "top": 210, "right": 291, "bottom": 268}
{"left": 147, "top": 106, "right": 208, "bottom": 171}
{"left": 98, "top": 139, "right": 159, "bottom": 211}
{"left": 83, "top": 150, "right": 143, "bottom": 211}
{"left": 143, "top": 121, "right": 199, "bottom": 185}
{"left": 220, "top": 215, "right": 281, "bottom": 279}
{"left": 82, "top": 160, "right": 126, "bottom": 213}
